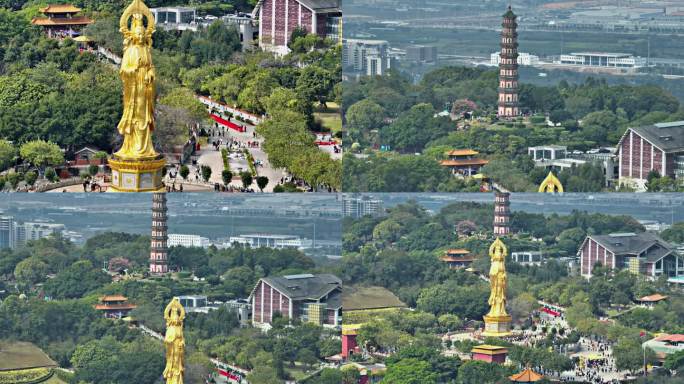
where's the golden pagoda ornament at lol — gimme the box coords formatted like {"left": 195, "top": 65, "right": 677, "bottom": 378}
{"left": 538, "top": 171, "right": 563, "bottom": 193}
{"left": 108, "top": 0, "right": 165, "bottom": 192}
{"left": 163, "top": 298, "right": 185, "bottom": 384}
{"left": 483, "top": 237, "right": 512, "bottom": 337}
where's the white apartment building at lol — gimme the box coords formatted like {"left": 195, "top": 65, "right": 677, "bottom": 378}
{"left": 168, "top": 234, "right": 211, "bottom": 248}
{"left": 491, "top": 51, "right": 539, "bottom": 66}
{"left": 227, "top": 234, "right": 303, "bottom": 249}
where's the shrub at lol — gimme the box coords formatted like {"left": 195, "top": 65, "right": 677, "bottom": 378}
{"left": 179, "top": 165, "right": 190, "bottom": 180}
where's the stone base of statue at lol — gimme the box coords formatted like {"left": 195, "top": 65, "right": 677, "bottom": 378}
{"left": 108, "top": 154, "right": 165, "bottom": 192}
{"left": 482, "top": 314, "right": 512, "bottom": 337}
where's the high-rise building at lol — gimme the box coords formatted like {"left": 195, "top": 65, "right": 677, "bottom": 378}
{"left": 342, "top": 39, "right": 391, "bottom": 76}
{"left": 406, "top": 45, "right": 437, "bottom": 63}
{"left": 15, "top": 223, "right": 65, "bottom": 248}
{"left": 493, "top": 191, "right": 510, "bottom": 236}
{"left": 497, "top": 6, "right": 520, "bottom": 118}
{"left": 150, "top": 193, "right": 169, "bottom": 275}
{"left": 0, "top": 216, "right": 14, "bottom": 249}
{"left": 342, "top": 196, "right": 384, "bottom": 218}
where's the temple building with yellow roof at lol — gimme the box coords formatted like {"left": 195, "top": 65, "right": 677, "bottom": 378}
{"left": 31, "top": 4, "right": 93, "bottom": 39}
{"left": 440, "top": 149, "right": 489, "bottom": 177}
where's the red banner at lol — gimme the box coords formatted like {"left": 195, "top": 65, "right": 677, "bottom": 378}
{"left": 540, "top": 306, "right": 560, "bottom": 317}
{"left": 210, "top": 114, "right": 245, "bottom": 133}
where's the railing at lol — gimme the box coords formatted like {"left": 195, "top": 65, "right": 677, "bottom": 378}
{"left": 97, "top": 46, "right": 121, "bottom": 65}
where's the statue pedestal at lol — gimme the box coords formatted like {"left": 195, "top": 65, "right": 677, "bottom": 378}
{"left": 482, "top": 314, "right": 512, "bottom": 337}
{"left": 108, "top": 155, "right": 165, "bottom": 192}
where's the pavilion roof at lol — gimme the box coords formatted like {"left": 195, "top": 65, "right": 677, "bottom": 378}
{"left": 31, "top": 16, "right": 93, "bottom": 26}
{"left": 656, "top": 334, "right": 684, "bottom": 343}
{"left": 472, "top": 344, "right": 508, "bottom": 355}
{"left": 94, "top": 303, "right": 137, "bottom": 310}
{"left": 446, "top": 149, "right": 479, "bottom": 156}
{"left": 40, "top": 4, "right": 82, "bottom": 13}
{"left": 440, "top": 159, "right": 488, "bottom": 167}
{"left": 446, "top": 248, "right": 470, "bottom": 255}
{"left": 100, "top": 295, "right": 128, "bottom": 302}
{"left": 509, "top": 368, "right": 544, "bottom": 382}
{"left": 638, "top": 293, "right": 668, "bottom": 302}
{"left": 441, "top": 255, "right": 475, "bottom": 263}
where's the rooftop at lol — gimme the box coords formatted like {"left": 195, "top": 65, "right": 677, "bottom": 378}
{"left": 585, "top": 232, "right": 673, "bottom": 262}
{"left": 655, "top": 334, "right": 684, "bottom": 343}
{"left": 570, "top": 52, "right": 632, "bottom": 57}
{"left": 40, "top": 4, "right": 82, "bottom": 13}
{"left": 31, "top": 16, "right": 93, "bottom": 26}
{"left": 260, "top": 273, "right": 342, "bottom": 303}
{"left": 638, "top": 293, "right": 668, "bottom": 302}
{"left": 625, "top": 121, "right": 684, "bottom": 152}
{"left": 100, "top": 295, "right": 128, "bottom": 302}
{"left": 342, "top": 286, "right": 406, "bottom": 311}
{"left": 446, "top": 248, "right": 470, "bottom": 255}
{"left": 440, "top": 159, "right": 489, "bottom": 167}
{"left": 446, "top": 149, "right": 479, "bottom": 156}
{"left": 472, "top": 344, "right": 508, "bottom": 354}
{"left": 509, "top": 368, "right": 544, "bottom": 382}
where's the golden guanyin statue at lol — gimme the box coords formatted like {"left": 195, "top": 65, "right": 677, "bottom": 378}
{"left": 538, "top": 171, "right": 564, "bottom": 193}
{"left": 163, "top": 298, "right": 185, "bottom": 384}
{"left": 483, "top": 237, "right": 512, "bottom": 337}
{"left": 115, "top": 0, "right": 158, "bottom": 160}
{"left": 108, "top": 0, "right": 165, "bottom": 192}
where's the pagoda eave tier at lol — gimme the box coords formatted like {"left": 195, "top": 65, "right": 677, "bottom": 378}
{"left": 498, "top": 103, "right": 519, "bottom": 108}
{"left": 499, "top": 62, "right": 519, "bottom": 68}
{"left": 500, "top": 41, "right": 519, "bottom": 47}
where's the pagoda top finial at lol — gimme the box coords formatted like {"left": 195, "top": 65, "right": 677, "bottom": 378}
{"left": 504, "top": 4, "right": 516, "bottom": 18}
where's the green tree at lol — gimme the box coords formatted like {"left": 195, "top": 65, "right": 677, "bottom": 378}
{"left": 222, "top": 169, "right": 233, "bottom": 185}
{"left": 346, "top": 99, "right": 385, "bottom": 144}
{"left": 381, "top": 358, "right": 438, "bottom": 384}
{"left": 44, "top": 167, "right": 59, "bottom": 182}
{"left": 240, "top": 171, "right": 253, "bottom": 189}
{"left": 24, "top": 171, "right": 37, "bottom": 186}
{"left": 19, "top": 140, "right": 64, "bottom": 171}
{"left": 6, "top": 172, "right": 22, "bottom": 189}
{"left": 180, "top": 165, "right": 190, "bottom": 180}
{"left": 201, "top": 165, "right": 212, "bottom": 182}
{"left": 88, "top": 164, "right": 99, "bottom": 177}
{"left": 256, "top": 176, "right": 269, "bottom": 192}
{"left": 14, "top": 257, "right": 49, "bottom": 285}
{"left": 0, "top": 139, "right": 16, "bottom": 171}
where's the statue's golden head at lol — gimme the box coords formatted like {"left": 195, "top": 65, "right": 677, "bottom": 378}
{"left": 131, "top": 14, "right": 146, "bottom": 38}
{"left": 164, "top": 298, "right": 186, "bottom": 325}
{"left": 489, "top": 237, "right": 507, "bottom": 261}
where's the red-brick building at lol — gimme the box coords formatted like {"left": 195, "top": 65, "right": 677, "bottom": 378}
{"left": 617, "top": 121, "right": 684, "bottom": 191}
{"left": 578, "top": 232, "right": 681, "bottom": 279}
{"left": 254, "top": 0, "right": 341, "bottom": 55}
{"left": 249, "top": 273, "right": 342, "bottom": 329}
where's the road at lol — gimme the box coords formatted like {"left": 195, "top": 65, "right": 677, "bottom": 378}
{"left": 198, "top": 117, "right": 286, "bottom": 192}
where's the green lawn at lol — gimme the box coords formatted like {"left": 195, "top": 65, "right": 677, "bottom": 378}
{"left": 315, "top": 102, "right": 342, "bottom": 133}
{"left": 0, "top": 342, "right": 57, "bottom": 371}
{"left": 44, "top": 375, "right": 67, "bottom": 384}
